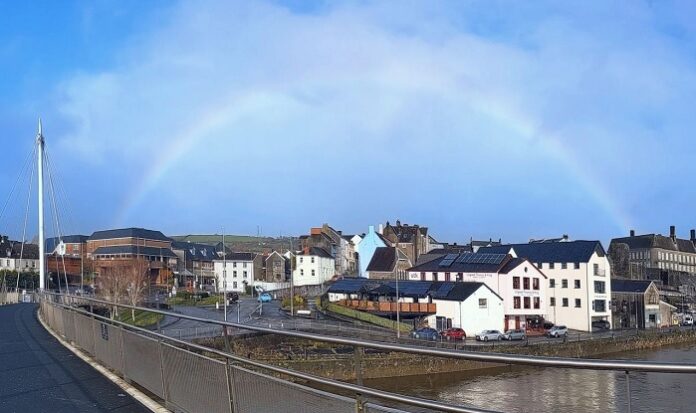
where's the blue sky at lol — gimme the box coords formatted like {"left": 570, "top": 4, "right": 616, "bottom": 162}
{"left": 2, "top": 0, "right": 696, "bottom": 244}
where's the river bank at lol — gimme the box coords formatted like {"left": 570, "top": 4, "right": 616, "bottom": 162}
{"left": 201, "top": 328, "right": 696, "bottom": 380}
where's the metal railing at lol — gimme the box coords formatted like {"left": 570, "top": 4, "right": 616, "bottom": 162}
{"left": 39, "top": 292, "right": 696, "bottom": 413}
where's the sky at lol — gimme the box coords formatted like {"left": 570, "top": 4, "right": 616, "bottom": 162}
{"left": 1, "top": 0, "right": 696, "bottom": 245}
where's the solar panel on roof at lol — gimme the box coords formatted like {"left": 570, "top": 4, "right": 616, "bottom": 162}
{"left": 444, "top": 253, "right": 459, "bottom": 260}
{"left": 439, "top": 259, "right": 455, "bottom": 267}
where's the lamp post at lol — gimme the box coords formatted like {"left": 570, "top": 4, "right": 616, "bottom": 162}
{"left": 222, "top": 230, "right": 227, "bottom": 322}
{"left": 395, "top": 240, "right": 401, "bottom": 339}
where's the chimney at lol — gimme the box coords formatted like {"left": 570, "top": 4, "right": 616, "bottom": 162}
{"left": 303, "top": 247, "right": 309, "bottom": 255}
{"left": 378, "top": 224, "right": 384, "bottom": 234}
{"left": 670, "top": 225, "right": 676, "bottom": 240}
{"left": 396, "top": 219, "right": 401, "bottom": 227}
{"left": 691, "top": 229, "right": 695, "bottom": 242}
{"left": 368, "top": 225, "right": 375, "bottom": 234}
{"left": 630, "top": 229, "right": 635, "bottom": 237}
{"left": 562, "top": 234, "right": 568, "bottom": 241}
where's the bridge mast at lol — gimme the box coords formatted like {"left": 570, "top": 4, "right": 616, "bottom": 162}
{"left": 37, "top": 120, "right": 45, "bottom": 291}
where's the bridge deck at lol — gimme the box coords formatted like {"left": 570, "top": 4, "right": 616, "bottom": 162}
{"left": 0, "top": 303, "right": 149, "bottom": 412}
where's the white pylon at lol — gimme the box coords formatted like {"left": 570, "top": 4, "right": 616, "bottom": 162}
{"left": 37, "top": 119, "right": 45, "bottom": 291}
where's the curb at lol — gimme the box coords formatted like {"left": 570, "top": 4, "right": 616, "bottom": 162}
{"left": 37, "top": 309, "right": 170, "bottom": 413}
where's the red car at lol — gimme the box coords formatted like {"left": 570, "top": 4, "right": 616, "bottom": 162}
{"left": 440, "top": 328, "right": 466, "bottom": 341}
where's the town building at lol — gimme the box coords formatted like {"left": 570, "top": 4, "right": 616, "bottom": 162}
{"left": 0, "top": 236, "right": 39, "bottom": 272}
{"left": 86, "top": 227, "right": 177, "bottom": 286}
{"left": 610, "top": 279, "right": 662, "bottom": 329}
{"left": 609, "top": 226, "right": 696, "bottom": 298}
{"left": 45, "top": 235, "right": 89, "bottom": 284}
{"left": 479, "top": 240, "right": 612, "bottom": 332}
{"left": 214, "top": 252, "right": 262, "bottom": 293}
{"left": 382, "top": 220, "right": 431, "bottom": 264}
{"left": 170, "top": 241, "right": 218, "bottom": 290}
{"left": 407, "top": 252, "right": 547, "bottom": 331}
{"left": 327, "top": 278, "right": 504, "bottom": 336}
{"left": 364, "top": 247, "right": 412, "bottom": 280}
{"left": 292, "top": 247, "right": 335, "bottom": 287}
{"left": 355, "top": 225, "right": 388, "bottom": 277}
{"left": 300, "top": 224, "right": 357, "bottom": 276}
{"left": 260, "top": 250, "right": 289, "bottom": 283}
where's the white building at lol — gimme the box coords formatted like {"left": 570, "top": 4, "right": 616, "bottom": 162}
{"left": 327, "top": 278, "right": 504, "bottom": 337}
{"left": 293, "top": 247, "right": 335, "bottom": 287}
{"left": 479, "top": 240, "right": 612, "bottom": 332}
{"left": 0, "top": 238, "right": 39, "bottom": 273}
{"left": 214, "top": 252, "right": 258, "bottom": 293}
{"left": 407, "top": 253, "right": 547, "bottom": 331}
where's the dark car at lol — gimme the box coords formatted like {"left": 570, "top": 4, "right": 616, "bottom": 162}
{"left": 411, "top": 327, "right": 440, "bottom": 341}
{"left": 592, "top": 319, "right": 611, "bottom": 330}
{"left": 440, "top": 328, "right": 466, "bottom": 341}
{"left": 226, "top": 292, "right": 239, "bottom": 303}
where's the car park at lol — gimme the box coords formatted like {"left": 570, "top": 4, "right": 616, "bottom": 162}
{"left": 475, "top": 330, "right": 503, "bottom": 342}
{"left": 411, "top": 327, "right": 440, "bottom": 341}
{"left": 547, "top": 325, "right": 568, "bottom": 338}
{"left": 440, "top": 328, "right": 466, "bottom": 341}
{"left": 502, "top": 329, "right": 526, "bottom": 340}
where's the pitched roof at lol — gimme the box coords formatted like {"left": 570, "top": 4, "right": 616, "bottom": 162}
{"left": 328, "top": 278, "right": 501, "bottom": 302}
{"left": 478, "top": 241, "right": 605, "bottom": 263}
{"left": 297, "top": 247, "right": 333, "bottom": 259}
{"left": 611, "top": 234, "right": 696, "bottom": 253}
{"left": 407, "top": 252, "right": 512, "bottom": 273}
{"left": 498, "top": 257, "right": 528, "bottom": 274}
{"left": 611, "top": 279, "right": 654, "bottom": 294}
{"left": 385, "top": 222, "right": 428, "bottom": 243}
{"left": 215, "top": 252, "right": 256, "bottom": 261}
{"left": 366, "top": 247, "right": 409, "bottom": 272}
{"left": 0, "top": 241, "right": 39, "bottom": 259}
{"left": 45, "top": 235, "right": 88, "bottom": 253}
{"left": 92, "top": 245, "right": 177, "bottom": 258}
{"left": 89, "top": 228, "right": 171, "bottom": 242}
{"left": 171, "top": 241, "right": 218, "bottom": 262}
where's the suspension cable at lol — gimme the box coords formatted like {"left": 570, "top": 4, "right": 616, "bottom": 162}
{"left": 16, "top": 150, "right": 37, "bottom": 291}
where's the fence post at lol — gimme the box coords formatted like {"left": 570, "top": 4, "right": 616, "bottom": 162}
{"left": 625, "top": 370, "right": 632, "bottom": 413}
{"left": 222, "top": 326, "right": 237, "bottom": 413}
{"left": 354, "top": 345, "right": 364, "bottom": 413}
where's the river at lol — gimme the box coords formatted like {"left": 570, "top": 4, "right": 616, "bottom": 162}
{"left": 364, "top": 344, "right": 696, "bottom": 413}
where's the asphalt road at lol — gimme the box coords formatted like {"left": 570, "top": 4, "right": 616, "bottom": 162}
{"left": 0, "top": 303, "right": 149, "bottom": 413}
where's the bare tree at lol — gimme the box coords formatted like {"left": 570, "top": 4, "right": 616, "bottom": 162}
{"left": 96, "top": 265, "right": 128, "bottom": 318}
{"left": 123, "top": 261, "right": 150, "bottom": 322}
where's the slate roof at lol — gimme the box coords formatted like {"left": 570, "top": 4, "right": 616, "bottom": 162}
{"left": 611, "top": 279, "right": 654, "bottom": 294}
{"left": 171, "top": 241, "right": 218, "bottom": 262}
{"left": 0, "top": 240, "right": 39, "bottom": 259}
{"left": 45, "top": 235, "right": 88, "bottom": 253}
{"left": 385, "top": 222, "right": 427, "bottom": 243}
{"left": 328, "top": 278, "right": 501, "bottom": 302}
{"left": 498, "top": 258, "right": 528, "bottom": 274}
{"left": 407, "top": 252, "right": 513, "bottom": 273}
{"left": 478, "top": 241, "right": 606, "bottom": 264}
{"left": 297, "top": 247, "right": 333, "bottom": 259}
{"left": 215, "top": 252, "right": 256, "bottom": 262}
{"left": 92, "top": 245, "right": 177, "bottom": 258}
{"left": 611, "top": 234, "right": 696, "bottom": 253}
{"left": 366, "top": 247, "right": 409, "bottom": 272}
{"left": 89, "top": 228, "right": 171, "bottom": 242}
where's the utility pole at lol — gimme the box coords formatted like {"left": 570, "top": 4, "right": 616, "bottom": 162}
{"left": 37, "top": 120, "right": 45, "bottom": 291}
{"left": 395, "top": 239, "right": 400, "bottom": 339}
{"left": 289, "top": 237, "right": 294, "bottom": 317}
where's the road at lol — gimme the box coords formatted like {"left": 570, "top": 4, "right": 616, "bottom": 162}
{"left": 0, "top": 303, "right": 150, "bottom": 413}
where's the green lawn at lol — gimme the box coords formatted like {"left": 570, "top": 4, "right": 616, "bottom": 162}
{"left": 116, "top": 309, "right": 164, "bottom": 328}
{"left": 167, "top": 294, "right": 222, "bottom": 307}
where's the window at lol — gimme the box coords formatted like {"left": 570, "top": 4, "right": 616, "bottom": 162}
{"left": 533, "top": 278, "right": 539, "bottom": 290}
{"left": 574, "top": 280, "right": 581, "bottom": 289}
{"left": 594, "top": 299, "right": 606, "bottom": 312}
{"left": 593, "top": 263, "right": 600, "bottom": 275}
{"left": 523, "top": 297, "right": 531, "bottom": 309}
{"left": 420, "top": 272, "right": 425, "bottom": 281}
{"left": 233, "top": 271, "right": 237, "bottom": 278}
{"left": 575, "top": 299, "right": 581, "bottom": 308}
{"left": 549, "top": 263, "right": 555, "bottom": 269}
{"left": 574, "top": 262, "right": 580, "bottom": 269}
{"left": 550, "top": 297, "right": 556, "bottom": 307}
{"left": 299, "top": 257, "right": 303, "bottom": 263}
{"left": 233, "top": 262, "right": 237, "bottom": 268}
{"left": 561, "top": 279, "right": 568, "bottom": 288}
{"left": 432, "top": 272, "right": 437, "bottom": 279}
{"left": 549, "top": 279, "right": 556, "bottom": 288}
{"left": 445, "top": 272, "right": 451, "bottom": 282}
{"left": 513, "top": 277, "right": 520, "bottom": 289}
{"left": 233, "top": 282, "right": 237, "bottom": 289}
{"left": 311, "top": 269, "right": 316, "bottom": 276}
{"left": 594, "top": 281, "right": 605, "bottom": 293}
{"left": 533, "top": 297, "right": 540, "bottom": 309}
{"left": 561, "top": 263, "right": 567, "bottom": 269}
{"left": 243, "top": 271, "right": 248, "bottom": 278}
{"left": 300, "top": 269, "right": 304, "bottom": 276}
{"left": 479, "top": 298, "right": 487, "bottom": 309}
{"left": 523, "top": 277, "right": 530, "bottom": 290}
{"left": 456, "top": 272, "right": 463, "bottom": 282}
{"left": 311, "top": 257, "right": 315, "bottom": 264}
{"left": 243, "top": 262, "right": 247, "bottom": 268}
{"left": 513, "top": 297, "right": 521, "bottom": 309}
{"left": 562, "top": 298, "right": 569, "bottom": 307}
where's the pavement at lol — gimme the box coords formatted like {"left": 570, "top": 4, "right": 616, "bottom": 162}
{"left": 0, "top": 303, "right": 150, "bottom": 413}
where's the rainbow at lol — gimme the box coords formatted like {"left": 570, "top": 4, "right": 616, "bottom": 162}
{"left": 113, "top": 93, "right": 632, "bottom": 233}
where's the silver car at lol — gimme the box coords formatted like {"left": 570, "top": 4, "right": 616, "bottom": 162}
{"left": 502, "top": 329, "right": 527, "bottom": 340}
{"left": 546, "top": 325, "right": 568, "bottom": 338}
{"left": 475, "top": 330, "right": 503, "bottom": 342}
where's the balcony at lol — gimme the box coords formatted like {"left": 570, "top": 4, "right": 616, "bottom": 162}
{"left": 338, "top": 299, "right": 436, "bottom": 315}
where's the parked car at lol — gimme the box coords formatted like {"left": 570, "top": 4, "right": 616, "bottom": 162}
{"left": 592, "top": 319, "right": 611, "bottom": 330}
{"left": 257, "top": 292, "right": 272, "bottom": 303}
{"left": 411, "top": 327, "right": 440, "bottom": 341}
{"left": 226, "top": 292, "right": 239, "bottom": 304}
{"left": 440, "top": 328, "right": 466, "bottom": 341}
{"left": 475, "top": 330, "right": 503, "bottom": 342}
{"left": 546, "top": 325, "right": 568, "bottom": 338}
{"left": 502, "top": 329, "right": 526, "bottom": 341}
{"left": 682, "top": 314, "right": 694, "bottom": 326}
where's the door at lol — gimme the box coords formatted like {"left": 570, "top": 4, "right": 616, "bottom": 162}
{"left": 515, "top": 316, "right": 521, "bottom": 329}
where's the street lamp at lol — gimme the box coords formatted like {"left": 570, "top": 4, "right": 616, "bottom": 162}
{"left": 395, "top": 241, "right": 401, "bottom": 339}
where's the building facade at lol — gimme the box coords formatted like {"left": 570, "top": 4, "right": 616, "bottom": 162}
{"left": 214, "top": 252, "right": 261, "bottom": 293}
{"left": 355, "top": 225, "right": 388, "bottom": 277}
{"left": 292, "top": 247, "right": 335, "bottom": 287}
{"left": 479, "top": 240, "right": 612, "bottom": 332}
{"left": 364, "top": 247, "right": 412, "bottom": 280}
